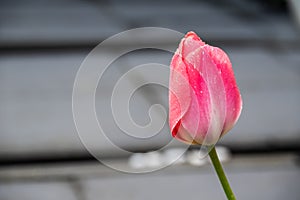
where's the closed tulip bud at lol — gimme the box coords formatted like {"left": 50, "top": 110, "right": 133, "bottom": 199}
{"left": 169, "top": 32, "right": 242, "bottom": 145}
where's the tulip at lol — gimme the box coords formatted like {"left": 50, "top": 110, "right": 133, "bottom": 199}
{"left": 169, "top": 31, "right": 242, "bottom": 145}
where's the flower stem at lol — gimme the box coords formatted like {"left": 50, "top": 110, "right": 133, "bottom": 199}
{"left": 208, "top": 146, "right": 236, "bottom": 200}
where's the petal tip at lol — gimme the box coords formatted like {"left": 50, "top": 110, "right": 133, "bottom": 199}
{"left": 185, "top": 31, "right": 205, "bottom": 46}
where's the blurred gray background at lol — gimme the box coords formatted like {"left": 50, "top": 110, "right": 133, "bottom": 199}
{"left": 0, "top": 0, "right": 300, "bottom": 199}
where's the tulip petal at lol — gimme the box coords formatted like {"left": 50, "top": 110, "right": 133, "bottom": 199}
{"left": 179, "top": 31, "right": 205, "bottom": 59}
{"left": 184, "top": 46, "right": 226, "bottom": 145}
{"left": 180, "top": 60, "right": 210, "bottom": 144}
{"left": 169, "top": 53, "right": 192, "bottom": 139}
{"left": 205, "top": 46, "right": 243, "bottom": 135}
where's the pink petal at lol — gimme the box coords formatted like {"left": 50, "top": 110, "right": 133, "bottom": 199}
{"left": 180, "top": 59, "right": 210, "bottom": 144}
{"left": 179, "top": 31, "right": 205, "bottom": 59}
{"left": 205, "top": 46, "right": 243, "bottom": 135}
{"left": 169, "top": 53, "right": 191, "bottom": 139}
{"left": 184, "top": 46, "right": 226, "bottom": 145}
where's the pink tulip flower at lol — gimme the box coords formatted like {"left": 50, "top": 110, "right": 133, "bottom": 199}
{"left": 169, "top": 32, "right": 242, "bottom": 145}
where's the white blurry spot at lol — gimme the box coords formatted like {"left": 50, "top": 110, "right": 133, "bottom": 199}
{"left": 128, "top": 151, "right": 164, "bottom": 169}
{"left": 215, "top": 146, "right": 232, "bottom": 163}
{"left": 128, "top": 153, "right": 147, "bottom": 169}
{"left": 128, "top": 148, "right": 187, "bottom": 170}
{"left": 144, "top": 151, "right": 164, "bottom": 168}
{"left": 163, "top": 148, "right": 186, "bottom": 165}
{"left": 186, "top": 149, "right": 208, "bottom": 166}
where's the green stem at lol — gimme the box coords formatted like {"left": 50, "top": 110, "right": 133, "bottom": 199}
{"left": 208, "top": 146, "right": 236, "bottom": 200}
